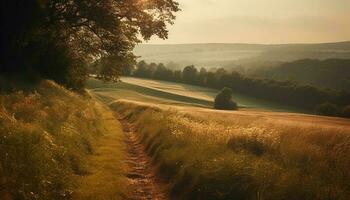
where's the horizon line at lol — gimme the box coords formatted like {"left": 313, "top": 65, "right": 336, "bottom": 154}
{"left": 139, "top": 40, "right": 350, "bottom": 46}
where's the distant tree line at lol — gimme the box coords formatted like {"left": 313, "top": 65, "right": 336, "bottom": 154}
{"left": 128, "top": 60, "right": 350, "bottom": 117}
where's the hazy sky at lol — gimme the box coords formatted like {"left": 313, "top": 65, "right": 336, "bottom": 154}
{"left": 148, "top": 0, "right": 350, "bottom": 44}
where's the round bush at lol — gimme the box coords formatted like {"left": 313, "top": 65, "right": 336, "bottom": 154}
{"left": 214, "top": 87, "right": 238, "bottom": 110}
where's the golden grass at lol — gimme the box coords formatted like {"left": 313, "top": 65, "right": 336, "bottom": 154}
{"left": 72, "top": 100, "right": 128, "bottom": 200}
{"left": 86, "top": 78, "right": 213, "bottom": 108}
{"left": 0, "top": 80, "right": 127, "bottom": 200}
{"left": 111, "top": 100, "right": 350, "bottom": 200}
{"left": 122, "top": 77, "right": 215, "bottom": 102}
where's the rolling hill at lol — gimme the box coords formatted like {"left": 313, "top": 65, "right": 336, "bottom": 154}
{"left": 87, "top": 77, "right": 306, "bottom": 113}
{"left": 133, "top": 41, "right": 350, "bottom": 68}
{"left": 86, "top": 77, "right": 350, "bottom": 200}
{"left": 248, "top": 58, "right": 350, "bottom": 91}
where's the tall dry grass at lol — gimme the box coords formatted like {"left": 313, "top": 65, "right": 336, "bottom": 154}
{"left": 112, "top": 100, "right": 350, "bottom": 200}
{"left": 0, "top": 80, "right": 108, "bottom": 199}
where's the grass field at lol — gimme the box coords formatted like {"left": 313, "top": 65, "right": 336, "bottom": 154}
{"left": 87, "top": 77, "right": 306, "bottom": 113}
{"left": 111, "top": 100, "right": 350, "bottom": 200}
{"left": 87, "top": 77, "right": 350, "bottom": 199}
{"left": 87, "top": 78, "right": 214, "bottom": 108}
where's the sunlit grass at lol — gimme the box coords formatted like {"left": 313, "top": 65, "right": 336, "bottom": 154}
{"left": 112, "top": 100, "right": 350, "bottom": 200}
{"left": 86, "top": 78, "right": 213, "bottom": 108}
{"left": 121, "top": 77, "right": 305, "bottom": 112}
{"left": 0, "top": 80, "right": 127, "bottom": 200}
{"left": 72, "top": 100, "right": 128, "bottom": 200}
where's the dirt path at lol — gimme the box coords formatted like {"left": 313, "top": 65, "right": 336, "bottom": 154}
{"left": 116, "top": 114, "right": 168, "bottom": 200}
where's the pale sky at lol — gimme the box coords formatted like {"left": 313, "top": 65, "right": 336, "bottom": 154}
{"left": 148, "top": 0, "right": 350, "bottom": 44}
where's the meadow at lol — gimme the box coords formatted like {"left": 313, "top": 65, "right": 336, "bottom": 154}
{"left": 88, "top": 78, "right": 304, "bottom": 113}
{"left": 87, "top": 77, "right": 350, "bottom": 199}
{"left": 2, "top": 77, "right": 348, "bottom": 199}
{"left": 111, "top": 100, "right": 350, "bottom": 200}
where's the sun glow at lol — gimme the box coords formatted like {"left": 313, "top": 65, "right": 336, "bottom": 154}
{"left": 149, "top": 0, "right": 350, "bottom": 44}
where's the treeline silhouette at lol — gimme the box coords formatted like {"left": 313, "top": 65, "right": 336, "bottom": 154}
{"left": 128, "top": 61, "right": 350, "bottom": 117}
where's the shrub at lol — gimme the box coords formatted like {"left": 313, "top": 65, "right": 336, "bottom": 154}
{"left": 315, "top": 102, "right": 341, "bottom": 117}
{"left": 214, "top": 87, "right": 238, "bottom": 110}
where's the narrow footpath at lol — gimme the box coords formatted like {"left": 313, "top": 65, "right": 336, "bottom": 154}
{"left": 116, "top": 114, "right": 168, "bottom": 200}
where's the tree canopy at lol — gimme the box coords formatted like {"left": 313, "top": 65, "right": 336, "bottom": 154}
{"left": 182, "top": 65, "right": 197, "bottom": 84}
{"left": 0, "top": 0, "right": 179, "bottom": 89}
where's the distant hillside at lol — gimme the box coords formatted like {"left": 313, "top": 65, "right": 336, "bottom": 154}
{"left": 249, "top": 59, "right": 350, "bottom": 92}
{"left": 133, "top": 41, "right": 350, "bottom": 68}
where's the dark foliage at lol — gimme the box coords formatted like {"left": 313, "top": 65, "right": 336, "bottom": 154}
{"left": 153, "top": 63, "right": 174, "bottom": 81}
{"left": 0, "top": 0, "right": 179, "bottom": 89}
{"left": 315, "top": 103, "right": 341, "bottom": 117}
{"left": 214, "top": 88, "right": 238, "bottom": 110}
{"left": 182, "top": 65, "right": 198, "bottom": 84}
{"left": 342, "top": 105, "right": 350, "bottom": 118}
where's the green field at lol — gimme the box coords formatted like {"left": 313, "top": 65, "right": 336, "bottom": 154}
{"left": 87, "top": 77, "right": 306, "bottom": 113}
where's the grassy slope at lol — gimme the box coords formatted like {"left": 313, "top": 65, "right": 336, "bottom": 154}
{"left": 111, "top": 100, "right": 350, "bottom": 200}
{"left": 88, "top": 78, "right": 305, "bottom": 113}
{"left": 87, "top": 78, "right": 350, "bottom": 199}
{"left": 87, "top": 78, "right": 213, "bottom": 108}
{"left": 0, "top": 80, "right": 127, "bottom": 200}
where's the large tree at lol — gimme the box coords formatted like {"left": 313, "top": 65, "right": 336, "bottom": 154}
{"left": 0, "top": 0, "right": 179, "bottom": 88}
